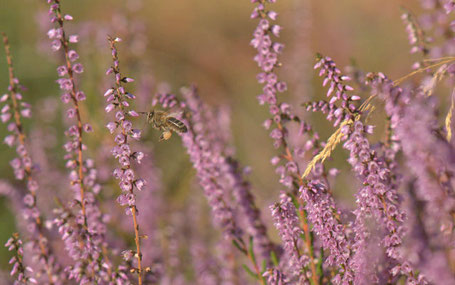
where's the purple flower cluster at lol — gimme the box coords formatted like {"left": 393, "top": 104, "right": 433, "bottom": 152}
{"left": 175, "top": 87, "right": 243, "bottom": 242}
{"left": 343, "top": 121, "right": 423, "bottom": 283}
{"left": 5, "top": 233, "right": 37, "bottom": 284}
{"left": 3, "top": 0, "right": 455, "bottom": 284}
{"left": 250, "top": 0, "right": 289, "bottom": 150}
{"left": 270, "top": 193, "right": 308, "bottom": 282}
{"left": 46, "top": 1, "right": 111, "bottom": 282}
{"left": 47, "top": 0, "right": 88, "bottom": 224}
{"left": 105, "top": 36, "right": 147, "bottom": 284}
{"left": 1, "top": 33, "right": 61, "bottom": 284}
{"left": 263, "top": 268, "right": 289, "bottom": 285}
{"left": 394, "top": 97, "right": 455, "bottom": 283}
{"left": 300, "top": 182, "right": 353, "bottom": 283}
{"left": 312, "top": 55, "right": 359, "bottom": 127}
{"left": 224, "top": 158, "right": 275, "bottom": 264}
{"left": 368, "top": 72, "right": 455, "bottom": 283}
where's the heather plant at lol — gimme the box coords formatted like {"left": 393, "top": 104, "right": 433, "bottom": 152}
{"left": 1, "top": 0, "right": 455, "bottom": 284}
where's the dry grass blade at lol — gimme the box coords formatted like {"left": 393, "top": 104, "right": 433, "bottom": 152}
{"left": 446, "top": 88, "right": 455, "bottom": 141}
{"left": 393, "top": 57, "right": 455, "bottom": 86}
{"left": 301, "top": 120, "right": 352, "bottom": 179}
{"left": 423, "top": 64, "right": 448, "bottom": 97}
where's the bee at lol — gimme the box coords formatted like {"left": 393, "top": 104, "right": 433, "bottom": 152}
{"left": 141, "top": 110, "right": 188, "bottom": 141}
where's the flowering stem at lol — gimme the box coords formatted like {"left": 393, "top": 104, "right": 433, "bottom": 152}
{"left": 276, "top": 119, "right": 319, "bottom": 282}
{"left": 5, "top": 233, "right": 37, "bottom": 284}
{"left": 393, "top": 57, "right": 455, "bottom": 86}
{"left": 246, "top": 250, "right": 266, "bottom": 285}
{"left": 2, "top": 32, "right": 57, "bottom": 284}
{"left": 51, "top": 0, "right": 88, "bottom": 227}
{"left": 131, "top": 205, "right": 143, "bottom": 284}
{"left": 299, "top": 206, "right": 319, "bottom": 285}
{"left": 107, "top": 37, "right": 144, "bottom": 284}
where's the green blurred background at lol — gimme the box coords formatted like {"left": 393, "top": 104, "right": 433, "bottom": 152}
{"left": 0, "top": 0, "right": 423, "bottom": 271}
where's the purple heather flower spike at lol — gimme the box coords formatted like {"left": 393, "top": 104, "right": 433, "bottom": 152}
{"left": 105, "top": 36, "right": 146, "bottom": 282}
{"left": 270, "top": 193, "right": 308, "bottom": 280}
{"left": 46, "top": 1, "right": 111, "bottom": 281}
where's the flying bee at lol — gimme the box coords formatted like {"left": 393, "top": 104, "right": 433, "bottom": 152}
{"left": 140, "top": 110, "right": 188, "bottom": 141}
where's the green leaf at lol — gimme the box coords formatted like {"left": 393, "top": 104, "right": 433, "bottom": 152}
{"left": 317, "top": 247, "right": 324, "bottom": 284}
{"left": 248, "top": 236, "right": 257, "bottom": 264}
{"left": 261, "top": 259, "right": 267, "bottom": 273}
{"left": 232, "top": 239, "right": 247, "bottom": 255}
{"left": 242, "top": 264, "right": 259, "bottom": 280}
{"left": 270, "top": 251, "right": 279, "bottom": 267}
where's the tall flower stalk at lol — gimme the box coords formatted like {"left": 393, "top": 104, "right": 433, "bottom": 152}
{"left": 47, "top": 0, "right": 91, "bottom": 223}
{"left": 2, "top": 0, "right": 455, "bottom": 284}
{"left": 5, "top": 233, "right": 37, "bottom": 284}
{"left": 250, "top": 2, "right": 314, "bottom": 277}
{"left": 105, "top": 36, "right": 146, "bottom": 284}
{"left": 46, "top": 1, "right": 110, "bottom": 282}
{"left": 1, "top": 33, "right": 61, "bottom": 283}
{"left": 152, "top": 88, "right": 273, "bottom": 283}
{"left": 249, "top": 1, "right": 354, "bottom": 283}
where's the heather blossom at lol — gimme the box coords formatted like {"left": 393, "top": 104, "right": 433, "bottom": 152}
{"left": 250, "top": 1, "right": 349, "bottom": 283}
{"left": 1, "top": 33, "right": 61, "bottom": 283}
{"left": 105, "top": 36, "right": 148, "bottom": 284}
{"left": 47, "top": 0, "right": 110, "bottom": 282}
{"left": 270, "top": 193, "right": 308, "bottom": 283}
{"left": 300, "top": 182, "right": 353, "bottom": 283}
{"left": 167, "top": 87, "right": 243, "bottom": 240}
{"left": 153, "top": 88, "right": 276, "bottom": 281}
{"left": 343, "top": 120, "right": 423, "bottom": 284}
{"left": 3, "top": 0, "right": 455, "bottom": 284}
{"left": 5, "top": 233, "right": 37, "bottom": 284}
{"left": 369, "top": 73, "right": 455, "bottom": 278}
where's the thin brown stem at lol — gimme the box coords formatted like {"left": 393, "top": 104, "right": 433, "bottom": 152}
{"left": 109, "top": 38, "right": 143, "bottom": 284}
{"left": 246, "top": 247, "right": 266, "bottom": 285}
{"left": 276, "top": 120, "right": 319, "bottom": 283}
{"left": 131, "top": 206, "right": 143, "bottom": 285}
{"left": 54, "top": 0, "right": 88, "bottom": 227}
{"left": 299, "top": 207, "right": 319, "bottom": 285}
{"left": 2, "top": 32, "right": 56, "bottom": 284}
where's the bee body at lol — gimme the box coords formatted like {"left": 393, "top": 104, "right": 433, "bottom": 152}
{"left": 166, "top": 117, "right": 188, "bottom": 133}
{"left": 146, "top": 110, "right": 187, "bottom": 141}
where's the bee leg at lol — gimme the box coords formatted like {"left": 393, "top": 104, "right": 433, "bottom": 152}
{"left": 159, "top": 130, "right": 172, "bottom": 141}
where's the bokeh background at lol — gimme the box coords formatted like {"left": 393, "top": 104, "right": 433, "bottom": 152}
{"left": 0, "top": 0, "right": 427, "bottom": 273}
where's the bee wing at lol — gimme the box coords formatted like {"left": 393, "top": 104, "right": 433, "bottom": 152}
{"left": 166, "top": 117, "right": 188, "bottom": 133}
{"left": 167, "top": 111, "right": 183, "bottom": 118}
